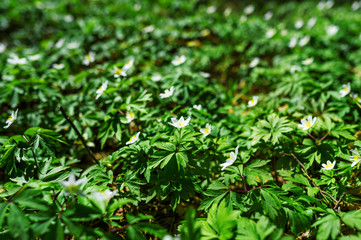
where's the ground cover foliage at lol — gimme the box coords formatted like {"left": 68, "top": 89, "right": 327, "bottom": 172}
{"left": 1, "top": 0, "right": 361, "bottom": 239}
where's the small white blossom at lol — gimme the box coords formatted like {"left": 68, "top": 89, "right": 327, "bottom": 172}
{"left": 224, "top": 7, "right": 232, "bottom": 16}
{"left": 307, "top": 17, "right": 317, "bottom": 28}
{"left": 288, "top": 37, "right": 297, "bottom": 48}
{"left": 64, "top": 15, "right": 74, "bottom": 22}
{"left": 298, "top": 116, "right": 317, "bottom": 131}
{"left": 325, "top": 0, "right": 334, "bottom": 9}
{"left": 295, "top": 20, "right": 304, "bottom": 29}
{"left": 60, "top": 173, "right": 87, "bottom": 196}
{"left": 126, "top": 111, "right": 135, "bottom": 123}
{"left": 28, "top": 54, "right": 41, "bottom": 61}
{"left": 352, "top": 1, "right": 360, "bottom": 11}
{"left": 249, "top": 57, "right": 260, "bottom": 68}
{"left": 266, "top": 28, "right": 276, "bottom": 39}
{"left": 52, "top": 63, "right": 65, "bottom": 70}
{"left": 200, "top": 123, "right": 211, "bottom": 138}
{"left": 91, "top": 189, "right": 117, "bottom": 201}
{"left": 134, "top": 3, "right": 141, "bottom": 11}
{"left": 126, "top": 132, "right": 140, "bottom": 145}
{"left": 290, "top": 65, "right": 302, "bottom": 73}
{"left": 113, "top": 66, "right": 127, "bottom": 78}
{"left": 55, "top": 38, "right": 65, "bottom": 48}
{"left": 7, "top": 54, "right": 27, "bottom": 65}
{"left": 172, "top": 55, "right": 186, "bottom": 66}
{"left": 264, "top": 11, "right": 273, "bottom": 20}
{"left": 299, "top": 36, "right": 310, "bottom": 47}
{"left": 326, "top": 25, "right": 339, "bottom": 36}
{"left": 321, "top": 160, "right": 336, "bottom": 170}
{"left": 168, "top": 116, "right": 191, "bottom": 129}
{"left": 82, "top": 51, "right": 95, "bottom": 66}
{"left": 96, "top": 81, "right": 108, "bottom": 100}
{"left": 207, "top": 5, "right": 217, "bottom": 14}
{"left": 350, "top": 149, "right": 361, "bottom": 167}
{"left": 200, "top": 71, "right": 210, "bottom": 78}
{"left": 0, "top": 43, "right": 6, "bottom": 53}
{"left": 193, "top": 105, "right": 202, "bottom": 110}
{"left": 143, "top": 25, "right": 155, "bottom": 33}
{"left": 160, "top": 86, "right": 175, "bottom": 99}
{"left": 4, "top": 109, "right": 18, "bottom": 129}
{"left": 302, "top": 57, "right": 313, "bottom": 65}
{"left": 67, "top": 42, "right": 80, "bottom": 49}
{"left": 340, "top": 83, "right": 351, "bottom": 97}
{"left": 248, "top": 96, "right": 258, "bottom": 107}
{"left": 122, "top": 58, "right": 134, "bottom": 71}
{"left": 151, "top": 74, "right": 162, "bottom": 82}
{"left": 240, "top": 15, "right": 247, "bottom": 22}
{"left": 244, "top": 5, "right": 254, "bottom": 15}
{"left": 220, "top": 146, "right": 239, "bottom": 171}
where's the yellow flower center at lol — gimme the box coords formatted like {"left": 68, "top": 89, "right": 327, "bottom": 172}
{"left": 179, "top": 120, "right": 185, "bottom": 127}
{"left": 129, "top": 112, "right": 134, "bottom": 118}
{"left": 86, "top": 55, "right": 91, "bottom": 61}
{"left": 204, "top": 128, "right": 210, "bottom": 134}
{"left": 355, "top": 155, "right": 360, "bottom": 162}
{"left": 115, "top": 68, "right": 123, "bottom": 75}
{"left": 250, "top": 99, "right": 255, "bottom": 104}
{"left": 356, "top": 97, "right": 361, "bottom": 102}
{"left": 177, "top": 58, "right": 182, "bottom": 63}
{"left": 7, "top": 115, "right": 13, "bottom": 120}
{"left": 305, "top": 121, "right": 311, "bottom": 128}
{"left": 130, "top": 136, "right": 136, "bottom": 142}
{"left": 67, "top": 185, "right": 79, "bottom": 194}
{"left": 344, "top": 87, "right": 349, "bottom": 92}
{"left": 325, "top": 163, "right": 332, "bottom": 169}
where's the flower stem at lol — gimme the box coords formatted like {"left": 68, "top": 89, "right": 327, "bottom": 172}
{"left": 308, "top": 133, "right": 317, "bottom": 141}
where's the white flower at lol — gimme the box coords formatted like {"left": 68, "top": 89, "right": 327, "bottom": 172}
{"left": 151, "top": 74, "right": 162, "bottom": 82}
{"left": 172, "top": 55, "right": 186, "bottom": 66}
{"left": 249, "top": 57, "right": 259, "bottom": 68}
{"left": 193, "top": 105, "right": 202, "bottom": 110}
{"left": 266, "top": 28, "right": 276, "bottom": 39}
{"left": 67, "top": 42, "right": 80, "bottom": 49}
{"left": 160, "top": 86, "right": 175, "bottom": 99}
{"left": 351, "top": 93, "right": 361, "bottom": 103}
{"left": 82, "top": 51, "right": 95, "bottom": 66}
{"left": 168, "top": 116, "right": 191, "bottom": 129}
{"left": 96, "top": 81, "right": 108, "bottom": 100}
{"left": 281, "top": 29, "right": 288, "bottom": 36}
{"left": 28, "top": 54, "right": 41, "bottom": 61}
{"left": 298, "top": 116, "right": 317, "bottom": 131}
{"left": 126, "top": 111, "right": 135, "bottom": 123}
{"left": 307, "top": 17, "right": 317, "bottom": 28}
{"left": 112, "top": 66, "right": 127, "bottom": 78}
{"left": 224, "top": 7, "right": 232, "bottom": 16}
{"left": 295, "top": 20, "right": 304, "bottom": 29}
{"left": 91, "top": 189, "right": 117, "bottom": 201}
{"left": 52, "top": 63, "right": 65, "bottom": 70}
{"left": 4, "top": 109, "right": 18, "bottom": 129}
{"left": 200, "top": 123, "right": 211, "bottom": 138}
{"left": 317, "top": 1, "right": 326, "bottom": 10}
{"left": 352, "top": 1, "right": 360, "bottom": 11}
{"left": 302, "top": 57, "right": 313, "bottom": 65}
{"left": 143, "top": 25, "right": 154, "bottom": 33}
{"left": 60, "top": 173, "right": 87, "bottom": 195}
{"left": 122, "top": 58, "right": 135, "bottom": 71}
{"left": 350, "top": 149, "right": 361, "bottom": 167}
{"left": 55, "top": 38, "right": 65, "bottom": 48}
{"left": 220, "top": 146, "right": 239, "bottom": 171}
{"left": 244, "top": 5, "right": 254, "bottom": 15}
{"left": 126, "top": 132, "right": 140, "bottom": 145}
{"left": 325, "top": 0, "right": 334, "bottom": 9}
{"left": 321, "top": 160, "right": 336, "bottom": 170}
{"left": 299, "top": 36, "right": 310, "bottom": 47}
{"left": 288, "top": 37, "right": 297, "bottom": 48}
{"left": 7, "top": 54, "right": 27, "bottom": 65}
{"left": 290, "top": 65, "right": 302, "bottom": 73}
{"left": 264, "top": 11, "right": 273, "bottom": 20}
{"left": 240, "top": 15, "right": 247, "bottom": 22}
{"left": 248, "top": 96, "right": 258, "bottom": 107}
{"left": 199, "top": 71, "right": 210, "bottom": 78}
{"left": 207, "top": 5, "right": 217, "bottom": 14}
{"left": 340, "top": 83, "right": 351, "bottom": 97}
{"left": 134, "top": 3, "right": 141, "bottom": 10}
{"left": 326, "top": 25, "right": 339, "bottom": 36}
{"left": 64, "top": 15, "right": 74, "bottom": 22}
{"left": 0, "top": 43, "right": 6, "bottom": 53}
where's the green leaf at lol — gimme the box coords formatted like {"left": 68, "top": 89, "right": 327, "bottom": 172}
{"left": 176, "top": 152, "right": 188, "bottom": 168}
{"left": 8, "top": 203, "right": 30, "bottom": 240}
{"left": 341, "top": 210, "right": 361, "bottom": 231}
{"left": 312, "top": 214, "right": 340, "bottom": 240}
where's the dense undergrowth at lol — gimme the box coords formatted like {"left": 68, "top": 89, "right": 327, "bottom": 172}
{"left": 1, "top": 0, "right": 361, "bottom": 239}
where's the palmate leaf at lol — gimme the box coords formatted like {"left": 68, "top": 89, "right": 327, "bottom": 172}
{"left": 312, "top": 214, "right": 340, "bottom": 240}
{"left": 250, "top": 113, "right": 293, "bottom": 145}
{"left": 340, "top": 210, "right": 361, "bottom": 231}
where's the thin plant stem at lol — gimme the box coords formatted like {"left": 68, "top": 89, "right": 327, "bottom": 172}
{"left": 59, "top": 105, "right": 98, "bottom": 164}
